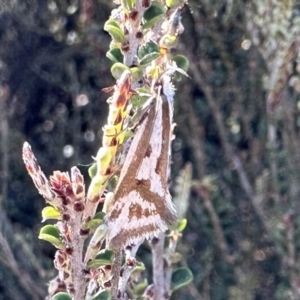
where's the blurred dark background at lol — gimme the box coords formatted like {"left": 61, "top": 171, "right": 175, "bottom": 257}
{"left": 1, "top": 0, "right": 300, "bottom": 299}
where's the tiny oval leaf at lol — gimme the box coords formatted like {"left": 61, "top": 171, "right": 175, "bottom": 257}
{"left": 104, "top": 20, "right": 126, "bottom": 44}
{"left": 130, "top": 66, "right": 143, "bottom": 82}
{"left": 172, "top": 55, "right": 190, "bottom": 72}
{"left": 138, "top": 41, "right": 160, "bottom": 59}
{"left": 173, "top": 218, "right": 187, "bottom": 232}
{"left": 143, "top": 15, "right": 164, "bottom": 29}
{"left": 131, "top": 262, "right": 146, "bottom": 279}
{"left": 88, "top": 163, "right": 97, "bottom": 179}
{"left": 87, "top": 174, "right": 107, "bottom": 201}
{"left": 171, "top": 267, "right": 193, "bottom": 292}
{"left": 84, "top": 212, "right": 106, "bottom": 231}
{"left": 139, "top": 52, "right": 160, "bottom": 65}
{"left": 39, "top": 225, "right": 63, "bottom": 248}
{"left": 95, "top": 249, "right": 114, "bottom": 261}
{"left": 130, "top": 87, "right": 151, "bottom": 108}
{"left": 123, "top": 0, "right": 136, "bottom": 11}
{"left": 96, "top": 147, "right": 113, "bottom": 170}
{"left": 133, "top": 278, "right": 148, "bottom": 295}
{"left": 111, "top": 62, "right": 130, "bottom": 80}
{"left": 92, "top": 289, "right": 111, "bottom": 300}
{"left": 143, "top": 1, "right": 165, "bottom": 21}
{"left": 106, "top": 48, "right": 124, "bottom": 63}
{"left": 52, "top": 292, "right": 72, "bottom": 300}
{"left": 166, "top": 0, "right": 184, "bottom": 8}
{"left": 41, "top": 206, "right": 61, "bottom": 222}
{"left": 159, "top": 34, "right": 177, "bottom": 49}
{"left": 87, "top": 249, "right": 114, "bottom": 269}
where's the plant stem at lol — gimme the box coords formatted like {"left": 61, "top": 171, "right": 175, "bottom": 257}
{"left": 151, "top": 233, "right": 166, "bottom": 300}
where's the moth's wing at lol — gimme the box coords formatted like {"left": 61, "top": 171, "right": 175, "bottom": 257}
{"left": 105, "top": 95, "right": 176, "bottom": 250}
{"left": 135, "top": 95, "right": 176, "bottom": 224}
{"left": 114, "top": 98, "right": 158, "bottom": 186}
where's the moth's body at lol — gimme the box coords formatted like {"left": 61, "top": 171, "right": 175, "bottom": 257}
{"left": 105, "top": 92, "right": 177, "bottom": 250}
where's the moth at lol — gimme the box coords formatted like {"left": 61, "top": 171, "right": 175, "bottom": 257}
{"left": 105, "top": 85, "right": 177, "bottom": 250}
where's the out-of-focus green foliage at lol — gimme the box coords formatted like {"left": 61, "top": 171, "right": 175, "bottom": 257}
{"left": 2, "top": 0, "right": 300, "bottom": 299}
{"left": 52, "top": 292, "right": 72, "bottom": 300}
{"left": 171, "top": 267, "right": 194, "bottom": 292}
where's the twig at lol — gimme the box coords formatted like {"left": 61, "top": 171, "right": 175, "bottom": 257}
{"left": 122, "top": 0, "right": 148, "bottom": 67}
{"left": 195, "top": 184, "right": 234, "bottom": 264}
{"left": 68, "top": 220, "right": 86, "bottom": 300}
{"left": 111, "top": 250, "right": 122, "bottom": 299}
{"left": 186, "top": 51, "right": 271, "bottom": 236}
{"left": 282, "top": 212, "right": 300, "bottom": 298}
{"left": 151, "top": 233, "right": 166, "bottom": 300}
{"left": 0, "top": 226, "right": 45, "bottom": 299}
{"left": 164, "top": 232, "right": 179, "bottom": 296}
{"left": 0, "top": 83, "right": 9, "bottom": 204}
{"left": 118, "top": 243, "right": 142, "bottom": 297}
{"left": 0, "top": 84, "right": 46, "bottom": 298}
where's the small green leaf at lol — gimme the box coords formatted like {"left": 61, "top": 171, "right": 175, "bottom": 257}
{"left": 87, "top": 174, "right": 107, "bottom": 201}
{"left": 166, "top": 0, "right": 185, "bottom": 8}
{"left": 133, "top": 278, "right": 148, "bottom": 295}
{"left": 143, "top": 1, "right": 165, "bottom": 21}
{"left": 104, "top": 20, "right": 126, "bottom": 44}
{"left": 171, "top": 267, "right": 193, "bottom": 292}
{"left": 143, "top": 1, "right": 165, "bottom": 29}
{"left": 94, "top": 211, "right": 106, "bottom": 220}
{"left": 138, "top": 41, "right": 160, "bottom": 59}
{"left": 139, "top": 52, "right": 160, "bottom": 65}
{"left": 39, "top": 225, "right": 63, "bottom": 248}
{"left": 111, "top": 62, "right": 130, "bottom": 80}
{"left": 52, "top": 292, "right": 72, "bottom": 300}
{"left": 172, "top": 218, "right": 187, "bottom": 232}
{"left": 104, "top": 19, "right": 121, "bottom": 29}
{"left": 172, "top": 55, "right": 190, "bottom": 72}
{"left": 95, "top": 147, "right": 112, "bottom": 171}
{"left": 92, "top": 289, "right": 111, "bottom": 300}
{"left": 84, "top": 212, "right": 106, "bottom": 231}
{"left": 94, "top": 249, "right": 114, "bottom": 261}
{"left": 88, "top": 163, "right": 97, "bottom": 179}
{"left": 87, "top": 249, "right": 114, "bottom": 269}
{"left": 131, "top": 261, "right": 146, "bottom": 279}
{"left": 85, "top": 224, "right": 107, "bottom": 261}
{"left": 159, "top": 34, "right": 177, "bottom": 49}
{"left": 41, "top": 206, "right": 61, "bottom": 222}
{"left": 170, "top": 252, "right": 183, "bottom": 264}
{"left": 130, "top": 87, "right": 151, "bottom": 108}
{"left": 87, "top": 147, "right": 113, "bottom": 200}
{"left": 143, "top": 15, "right": 164, "bottom": 29}
{"left": 106, "top": 48, "right": 124, "bottom": 63}
{"left": 122, "top": 0, "right": 136, "bottom": 11}
{"left": 130, "top": 66, "right": 143, "bottom": 82}
{"left": 116, "top": 129, "right": 133, "bottom": 148}
{"left": 146, "top": 65, "right": 160, "bottom": 79}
